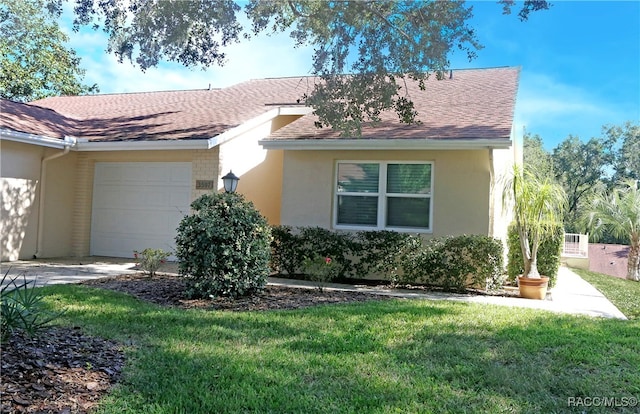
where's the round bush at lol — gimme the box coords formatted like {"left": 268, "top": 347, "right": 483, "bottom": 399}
{"left": 175, "top": 192, "right": 271, "bottom": 298}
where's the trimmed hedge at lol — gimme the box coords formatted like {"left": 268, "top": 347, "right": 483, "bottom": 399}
{"left": 270, "top": 226, "right": 505, "bottom": 291}
{"left": 298, "top": 227, "right": 358, "bottom": 278}
{"left": 506, "top": 222, "right": 563, "bottom": 287}
{"left": 401, "top": 235, "right": 505, "bottom": 291}
{"left": 269, "top": 225, "right": 303, "bottom": 276}
{"left": 352, "top": 230, "right": 422, "bottom": 285}
{"left": 269, "top": 226, "right": 358, "bottom": 278}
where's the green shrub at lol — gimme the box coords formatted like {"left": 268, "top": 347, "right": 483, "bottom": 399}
{"left": 175, "top": 192, "right": 271, "bottom": 298}
{"left": 134, "top": 248, "right": 170, "bottom": 277}
{"left": 270, "top": 225, "right": 304, "bottom": 275}
{"left": 401, "top": 237, "right": 446, "bottom": 285}
{"left": 1, "top": 270, "right": 62, "bottom": 344}
{"left": 354, "top": 230, "right": 422, "bottom": 284}
{"left": 298, "top": 227, "right": 358, "bottom": 278}
{"left": 401, "top": 235, "right": 504, "bottom": 292}
{"left": 507, "top": 222, "right": 563, "bottom": 287}
{"left": 269, "top": 227, "right": 504, "bottom": 292}
{"left": 270, "top": 226, "right": 358, "bottom": 278}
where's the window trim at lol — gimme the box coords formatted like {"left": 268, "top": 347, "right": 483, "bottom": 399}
{"left": 333, "top": 160, "right": 434, "bottom": 233}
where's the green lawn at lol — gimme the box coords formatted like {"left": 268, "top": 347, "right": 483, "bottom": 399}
{"left": 571, "top": 268, "right": 640, "bottom": 320}
{"left": 40, "top": 284, "right": 640, "bottom": 414}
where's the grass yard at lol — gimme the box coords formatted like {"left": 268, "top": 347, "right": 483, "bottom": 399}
{"left": 41, "top": 284, "right": 640, "bottom": 414}
{"left": 571, "top": 268, "right": 640, "bottom": 320}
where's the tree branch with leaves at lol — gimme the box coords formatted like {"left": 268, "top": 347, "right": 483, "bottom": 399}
{"left": 0, "top": 0, "right": 98, "bottom": 102}
{"left": 47, "top": 0, "right": 549, "bottom": 134}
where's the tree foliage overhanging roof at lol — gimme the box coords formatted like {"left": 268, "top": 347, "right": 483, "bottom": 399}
{"left": 21, "top": 0, "right": 550, "bottom": 134}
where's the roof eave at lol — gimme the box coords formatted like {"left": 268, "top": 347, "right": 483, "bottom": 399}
{"left": 258, "top": 138, "right": 513, "bottom": 150}
{"left": 208, "top": 106, "right": 313, "bottom": 149}
{"left": 74, "top": 139, "right": 210, "bottom": 151}
{"left": 0, "top": 128, "right": 73, "bottom": 149}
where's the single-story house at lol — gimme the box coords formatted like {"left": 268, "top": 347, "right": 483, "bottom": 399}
{"left": 0, "top": 66, "right": 521, "bottom": 261}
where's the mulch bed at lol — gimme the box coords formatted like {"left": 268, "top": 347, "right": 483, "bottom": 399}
{"left": 79, "top": 273, "right": 394, "bottom": 311}
{"left": 1, "top": 327, "right": 124, "bottom": 414}
{"left": 1, "top": 273, "right": 392, "bottom": 413}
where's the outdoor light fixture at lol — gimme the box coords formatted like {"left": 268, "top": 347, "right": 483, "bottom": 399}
{"left": 222, "top": 170, "right": 240, "bottom": 193}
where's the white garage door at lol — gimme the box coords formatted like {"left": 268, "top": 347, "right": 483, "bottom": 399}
{"left": 90, "top": 162, "right": 192, "bottom": 259}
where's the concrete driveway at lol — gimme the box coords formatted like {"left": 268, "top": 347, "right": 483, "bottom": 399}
{"left": 1, "top": 257, "right": 140, "bottom": 287}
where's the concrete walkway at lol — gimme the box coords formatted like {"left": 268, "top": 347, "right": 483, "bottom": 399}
{"left": 1, "top": 257, "right": 139, "bottom": 286}
{"left": 1, "top": 258, "right": 627, "bottom": 320}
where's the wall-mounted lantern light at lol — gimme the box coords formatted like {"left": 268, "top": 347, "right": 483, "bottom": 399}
{"left": 222, "top": 170, "right": 240, "bottom": 193}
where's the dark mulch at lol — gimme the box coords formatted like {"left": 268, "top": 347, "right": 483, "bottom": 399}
{"left": 79, "top": 273, "right": 393, "bottom": 311}
{"left": 1, "top": 273, "right": 391, "bottom": 413}
{"left": 1, "top": 327, "right": 125, "bottom": 414}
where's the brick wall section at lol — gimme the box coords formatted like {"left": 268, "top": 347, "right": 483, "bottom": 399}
{"left": 191, "top": 148, "right": 219, "bottom": 203}
{"left": 71, "top": 154, "right": 94, "bottom": 256}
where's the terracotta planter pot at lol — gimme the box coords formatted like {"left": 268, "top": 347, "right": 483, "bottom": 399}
{"left": 517, "top": 276, "right": 549, "bottom": 300}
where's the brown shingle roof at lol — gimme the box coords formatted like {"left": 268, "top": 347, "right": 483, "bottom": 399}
{"left": 0, "top": 99, "right": 77, "bottom": 139}
{"left": 30, "top": 77, "right": 312, "bottom": 141}
{"left": 1, "top": 67, "right": 519, "bottom": 142}
{"left": 268, "top": 67, "right": 520, "bottom": 140}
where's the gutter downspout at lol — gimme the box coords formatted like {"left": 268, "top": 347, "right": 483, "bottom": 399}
{"left": 33, "top": 136, "right": 76, "bottom": 258}
{"left": 488, "top": 148, "right": 495, "bottom": 238}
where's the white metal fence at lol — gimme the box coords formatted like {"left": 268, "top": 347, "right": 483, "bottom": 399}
{"left": 562, "top": 233, "right": 588, "bottom": 258}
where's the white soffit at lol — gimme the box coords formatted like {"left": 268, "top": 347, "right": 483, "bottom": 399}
{"left": 74, "top": 139, "right": 209, "bottom": 151}
{"left": 208, "top": 106, "right": 313, "bottom": 149}
{"left": 258, "top": 138, "right": 513, "bottom": 150}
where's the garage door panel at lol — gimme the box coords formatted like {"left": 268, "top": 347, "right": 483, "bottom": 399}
{"left": 95, "top": 163, "right": 191, "bottom": 187}
{"left": 91, "top": 162, "right": 191, "bottom": 258}
{"left": 92, "top": 209, "right": 180, "bottom": 235}
{"left": 170, "top": 190, "right": 191, "bottom": 207}
{"left": 141, "top": 166, "right": 172, "bottom": 184}
{"left": 91, "top": 234, "right": 176, "bottom": 258}
{"left": 168, "top": 166, "right": 191, "bottom": 183}
{"left": 93, "top": 189, "right": 175, "bottom": 210}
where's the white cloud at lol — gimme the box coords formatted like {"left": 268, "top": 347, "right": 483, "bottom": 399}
{"left": 60, "top": 6, "right": 315, "bottom": 93}
{"left": 518, "top": 72, "right": 611, "bottom": 118}
{"left": 514, "top": 72, "right": 621, "bottom": 142}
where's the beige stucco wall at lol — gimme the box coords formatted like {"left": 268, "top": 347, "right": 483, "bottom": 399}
{"left": 1, "top": 141, "right": 44, "bottom": 260}
{"left": 280, "top": 149, "right": 493, "bottom": 238}
{"left": 218, "top": 115, "right": 296, "bottom": 225}
{"left": 0, "top": 141, "right": 80, "bottom": 260}
{"left": 40, "top": 151, "right": 78, "bottom": 257}
{"left": 563, "top": 256, "right": 589, "bottom": 270}
{"left": 2, "top": 140, "right": 281, "bottom": 259}
{"left": 490, "top": 146, "right": 516, "bottom": 245}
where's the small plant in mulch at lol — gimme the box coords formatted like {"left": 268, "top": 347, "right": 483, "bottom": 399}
{"left": 134, "top": 248, "right": 170, "bottom": 277}
{"left": 302, "top": 255, "right": 339, "bottom": 292}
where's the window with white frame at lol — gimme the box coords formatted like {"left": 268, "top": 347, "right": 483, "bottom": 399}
{"left": 334, "top": 161, "right": 433, "bottom": 231}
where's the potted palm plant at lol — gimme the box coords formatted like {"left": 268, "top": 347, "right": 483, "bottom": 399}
{"left": 504, "top": 164, "right": 566, "bottom": 299}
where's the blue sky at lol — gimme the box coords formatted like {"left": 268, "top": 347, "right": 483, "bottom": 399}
{"left": 61, "top": 1, "right": 639, "bottom": 150}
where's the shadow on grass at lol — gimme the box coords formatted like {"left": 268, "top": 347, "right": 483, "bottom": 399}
{"left": 40, "top": 285, "right": 640, "bottom": 413}
{"left": 392, "top": 312, "right": 640, "bottom": 413}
